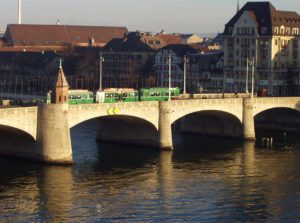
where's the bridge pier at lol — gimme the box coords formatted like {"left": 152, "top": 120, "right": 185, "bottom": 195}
{"left": 242, "top": 98, "right": 256, "bottom": 141}
{"left": 36, "top": 104, "right": 73, "bottom": 164}
{"left": 158, "top": 102, "right": 173, "bottom": 150}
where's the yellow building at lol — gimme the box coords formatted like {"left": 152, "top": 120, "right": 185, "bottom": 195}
{"left": 223, "top": 2, "right": 300, "bottom": 96}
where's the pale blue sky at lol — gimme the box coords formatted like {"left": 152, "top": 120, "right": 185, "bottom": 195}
{"left": 1, "top": 0, "right": 300, "bottom": 34}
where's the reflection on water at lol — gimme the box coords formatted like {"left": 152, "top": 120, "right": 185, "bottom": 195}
{"left": 1, "top": 121, "right": 300, "bottom": 222}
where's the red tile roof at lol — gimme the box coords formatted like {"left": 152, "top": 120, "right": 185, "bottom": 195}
{"left": 156, "top": 34, "right": 185, "bottom": 45}
{"left": 4, "top": 24, "right": 128, "bottom": 47}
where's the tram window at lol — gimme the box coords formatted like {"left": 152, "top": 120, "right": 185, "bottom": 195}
{"left": 171, "top": 92, "right": 174, "bottom": 96}
{"left": 77, "top": 95, "right": 81, "bottom": 99}
{"left": 123, "top": 93, "right": 127, "bottom": 97}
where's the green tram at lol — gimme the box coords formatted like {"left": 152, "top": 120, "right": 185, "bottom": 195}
{"left": 68, "top": 90, "right": 94, "bottom": 104}
{"left": 46, "top": 87, "right": 180, "bottom": 104}
{"left": 139, "top": 87, "right": 180, "bottom": 101}
{"left": 96, "top": 88, "right": 138, "bottom": 103}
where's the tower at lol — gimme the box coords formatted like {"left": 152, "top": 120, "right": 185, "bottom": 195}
{"left": 55, "top": 59, "right": 69, "bottom": 104}
{"left": 18, "top": 0, "right": 21, "bottom": 24}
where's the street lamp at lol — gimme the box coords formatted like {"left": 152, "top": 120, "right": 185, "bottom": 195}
{"left": 183, "top": 55, "right": 189, "bottom": 95}
{"left": 168, "top": 54, "right": 172, "bottom": 101}
{"left": 99, "top": 53, "right": 104, "bottom": 91}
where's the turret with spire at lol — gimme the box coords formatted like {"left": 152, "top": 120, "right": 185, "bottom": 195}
{"left": 55, "top": 59, "right": 69, "bottom": 104}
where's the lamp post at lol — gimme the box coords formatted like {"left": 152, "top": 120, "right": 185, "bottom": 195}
{"left": 168, "top": 54, "right": 172, "bottom": 101}
{"left": 251, "top": 57, "right": 255, "bottom": 98}
{"left": 183, "top": 55, "right": 189, "bottom": 95}
{"left": 246, "top": 58, "right": 249, "bottom": 94}
{"left": 246, "top": 58, "right": 255, "bottom": 98}
{"left": 99, "top": 53, "right": 104, "bottom": 91}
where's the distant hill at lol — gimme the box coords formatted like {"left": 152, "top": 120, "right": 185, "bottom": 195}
{"left": 198, "top": 33, "right": 218, "bottom": 38}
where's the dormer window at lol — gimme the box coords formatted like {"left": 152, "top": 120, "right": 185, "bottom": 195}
{"left": 261, "top": 27, "right": 267, "bottom": 35}
{"left": 229, "top": 27, "right": 233, "bottom": 34}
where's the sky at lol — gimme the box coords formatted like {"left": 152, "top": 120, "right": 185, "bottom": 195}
{"left": 1, "top": 0, "right": 300, "bottom": 34}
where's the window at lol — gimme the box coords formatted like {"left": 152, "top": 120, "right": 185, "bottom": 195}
{"left": 292, "top": 28, "right": 299, "bottom": 35}
{"left": 274, "top": 27, "right": 278, "bottom": 34}
{"left": 293, "top": 39, "right": 298, "bottom": 48}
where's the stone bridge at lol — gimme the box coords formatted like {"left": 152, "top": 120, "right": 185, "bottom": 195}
{"left": 0, "top": 97, "right": 299, "bottom": 164}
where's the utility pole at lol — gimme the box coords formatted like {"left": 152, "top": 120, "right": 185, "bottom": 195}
{"left": 99, "top": 53, "right": 104, "bottom": 91}
{"left": 251, "top": 57, "right": 255, "bottom": 98}
{"left": 15, "top": 75, "right": 18, "bottom": 98}
{"left": 183, "top": 55, "right": 189, "bottom": 95}
{"left": 168, "top": 54, "right": 172, "bottom": 101}
{"left": 246, "top": 58, "right": 249, "bottom": 94}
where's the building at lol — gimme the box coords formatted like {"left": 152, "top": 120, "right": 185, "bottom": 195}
{"left": 223, "top": 2, "right": 300, "bottom": 95}
{"left": 101, "top": 31, "right": 167, "bottom": 88}
{"left": 0, "top": 24, "right": 128, "bottom": 53}
{"left": 154, "top": 44, "right": 199, "bottom": 91}
{"left": 0, "top": 51, "right": 60, "bottom": 97}
{"left": 188, "top": 52, "right": 224, "bottom": 92}
{"left": 181, "top": 34, "right": 204, "bottom": 44}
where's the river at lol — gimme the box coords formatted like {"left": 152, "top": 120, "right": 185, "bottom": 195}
{"left": 1, "top": 120, "right": 300, "bottom": 222}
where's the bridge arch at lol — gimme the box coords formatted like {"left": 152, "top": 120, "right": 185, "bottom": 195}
{"left": 253, "top": 97, "right": 300, "bottom": 117}
{"left": 0, "top": 107, "right": 37, "bottom": 140}
{"left": 70, "top": 115, "right": 159, "bottom": 148}
{"left": 0, "top": 125, "right": 35, "bottom": 141}
{"left": 254, "top": 107, "right": 300, "bottom": 133}
{"left": 164, "top": 99, "right": 243, "bottom": 125}
{"left": 68, "top": 102, "right": 159, "bottom": 130}
{"left": 174, "top": 110, "right": 243, "bottom": 138}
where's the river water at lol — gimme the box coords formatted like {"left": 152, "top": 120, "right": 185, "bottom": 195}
{"left": 1, "top": 120, "right": 300, "bottom": 222}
